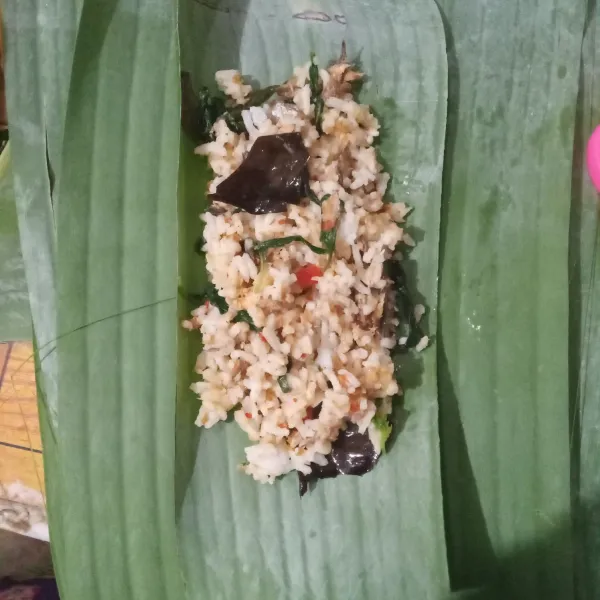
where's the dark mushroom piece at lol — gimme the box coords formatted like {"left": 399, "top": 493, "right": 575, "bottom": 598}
{"left": 209, "top": 133, "right": 311, "bottom": 215}
{"left": 298, "top": 422, "right": 380, "bottom": 496}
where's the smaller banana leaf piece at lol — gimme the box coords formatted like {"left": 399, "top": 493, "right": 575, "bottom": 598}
{"left": 176, "top": 1, "right": 449, "bottom": 599}
{"left": 436, "top": 0, "right": 585, "bottom": 598}
{"left": 570, "top": 6, "right": 600, "bottom": 598}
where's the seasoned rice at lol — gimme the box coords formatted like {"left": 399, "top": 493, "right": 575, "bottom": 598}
{"left": 184, "top": 57, "right": 417, "bottom": 483}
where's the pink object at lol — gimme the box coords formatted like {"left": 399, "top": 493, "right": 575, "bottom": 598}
{"left": 586, "top": 125, "right": 600, "bottom": 192}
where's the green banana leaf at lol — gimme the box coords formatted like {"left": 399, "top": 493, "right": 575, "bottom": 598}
{"left": 5, "top": 0, "right": 600, "bottom": 599}
{"left": 176, "top": 1, "right": 448, "bottom": 599}
{"left": 0, "top": 142, "right": 31, "bottom": 340}
{"left": 6, "top": 0, "right": 184, "bottom": 599}
{"left": 3, "top": 0, "right": 81, "bottom": 425}
{"left": 437, "top": 1, "right": 586, "bottom": 598}
{"left": 3, "top": 1, "right": 81, "bottom": 588}
{"left": 8, "top": 0, "right": 449, "bottom": 597}
{"left": 56, "top": 1, "right": 185, "bottom": 599}
{"left": 571, "top": 5, "right": 600, "bottom": 599}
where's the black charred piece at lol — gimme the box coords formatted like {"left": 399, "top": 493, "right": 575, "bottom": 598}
{"left": 298, "top": 422, "right": 381, "bottom": 496}
{"left": 209, "top": 133, "right": 310, "bottom": 215}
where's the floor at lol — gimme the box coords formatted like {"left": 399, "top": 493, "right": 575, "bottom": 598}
{"left": 0, "top": 342, "right": 44, "bottom": 496}
{"left": 0, "top": 342, "right": 47, "bottom": 541}
{"left": 0, "top": 529, "right": 52, "bottom": 579}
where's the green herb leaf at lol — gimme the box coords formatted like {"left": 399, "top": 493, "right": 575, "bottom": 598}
{"left": 247, "top": 84, "right": 280, "bottom": 107}
{"left": 181, "top": 75, "right": 279, "bottom": 141}
{"left": 309, "top": 53, "right": 320, "bottom": 95}
{"left": 184, "top": 283, "right": 228, "bottom": 315}
{"left": 252, "top": 252, "right": 270, "bottom": 293}
{"left": 181, "top": 290, "right": 204, "bottom": 307}
{"left": 206, "top": 284, "right": 228, "bottom": 314}
{"left": 320, "top": 201, "right": 338, "bottom": 265}
{"left": 188, "top": 282, "right": 229, "bottom": 314}
{"left": 372, "top": 414, "right": 393, "bottom": 453}
{"left": 307, "top": 190, "right": 330, "bottom": 206}
{"left": 232, "top": 309, "right": 260, "bottom": 331}
{"left": 253, "top": 235, "right": 328, "bottom": 256}
{"left": 197, "top": 87, "right": 227, "bottom": 136}
{"left": 314, "top": 97, "right": 324, "bottom": 131}
{"left": 320, "top": 225, "right": 337, "bottom": 255}
{"left": 277, "top": 375, "right": 291, "bottom": 393}
{"left": 221, "top": 112, "right": 246, "bottom": 135}
{"left": 308, "top": 53, "right": 324, "bottom": 132}
{"left": 181, "top": 73, "right": 228, "bottom": 144}
{"left": 307, "top": 189, "right": 320, "bottom": 205}
{"left": 222, "top": 84, "right": 279, "bottom": 134}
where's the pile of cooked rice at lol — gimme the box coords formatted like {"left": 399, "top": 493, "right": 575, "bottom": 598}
{"left": 183, "top": 56, "right": 425, "bottom": 484}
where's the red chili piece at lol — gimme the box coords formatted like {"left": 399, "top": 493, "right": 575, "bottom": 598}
{"left": 295, "top": 263, "right": 323, "bottom": 289}
{"left": 303, "top": 406, "right": 314, "bottom": 422}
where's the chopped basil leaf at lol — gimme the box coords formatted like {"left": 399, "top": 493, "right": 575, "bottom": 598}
{"left": 204, "top": 283, "right": 229, "bottom": 314}
{"left": 308, "top": 54, "right": 324, "bottom": 133}
{"left": 180, "top": 73, "right": 227, "bottom": 144}
{"left": 222, "top": 112, "right": 245, "bottom": 134}
{"left": 181, "top": 72, "right": 278, "bottom": 143}
{"left": 232, "top": 310, "right": 260, "bottom": 331}
{"left": 181, "top": 290, "right": 205, "bottom": 307}
{"left": 307, "top": 189, "right": 320, "bottom": 205}
{"left": 253, "top": 252, "right": 270, "bottom": 293}
{"left": 320, "top": 226, "right": 337, "bottom": 255}
{"left": 277, "top": 375, "right": 291, "bottom": 393}
{"left": 253, "top": 235, "right": 329, "bottom": 257}
{"left": 184, "top": 282, "right": 229, "bottom": 314}
{"left": 319, "top": 201, "right": 338, "bottom": 264}
{"left": 314, "top": 97, "right": 324, "bottom": 131}
{"left": 246, "top": 84, "right": 280, "bottom": 107}
{"left": 372, "top": 414, "right": 393, "bottom": 453}
{"left": 221, "top": 85, "right": 280, "bottom": 133}
{"left": 309, "top": 53, "right": 320, "bottom": 95}
{"left": 307, "top": 191, "right": 331, "bottom": 206}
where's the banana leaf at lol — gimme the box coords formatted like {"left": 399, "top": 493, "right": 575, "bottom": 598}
{"left": 55, "top": 0, "right": 185, "bottom": 598}
{"left": 176, "top": 1, "right": 448, "bottom": 598}
{"left": 0, "top": 142, "right": 31, "bottom": 340}
{"left": 7, "top": 0, "right": 600, "bottom": 599}
{"left": 3, "top": 0, "right": 81, "bottom": 425}
{"left": 436, "top": 1, "right": 586, "bottom": 598}
{"left": 6, "top": 0, "right": 185, "bottom": 598}
{"left": 571, "top": 5, "right": 600, "bottom": 599}
{"left": 9, "top": 0, "right": 449, "bottom": 597}
{"left": 3, "top": 0, "right": 81, "bottom": 589}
